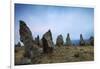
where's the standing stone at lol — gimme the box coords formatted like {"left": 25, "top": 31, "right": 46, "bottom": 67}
{"left": 42, "top": 30, "right": 54, "bottom": 53}
{"left": 89, "top": 36, "right": 94, "bottom": 46}
{"left": 19, "top": 20, "right": 39, "bottom": 59}
{"left": 56, "top": 34, "right": 64, "bottom": 46}
{"left": 15, "top": 42, "right": 21, "bottom": 53}
{"left": 66, "top": 33, "right": 72, "bottom": 46}
{"left": 79, "top": 34, "right": 85, "bottom": 46}
{"left": 15, "top": 42, "right": 21, "bottom": 47}
{"left": 35, "top": 35, "right": 40, "bottom": 46}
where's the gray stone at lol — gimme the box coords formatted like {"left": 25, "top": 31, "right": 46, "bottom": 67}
{"left": 42, "top": 30, "right": 54, "bottom": 53}
{"left": 79, "top": 34, "right": 85, "bottom": 46}
{"left": 35, "top": 35, "right": 40, "bottom": 46}
{"left": 66, "top": 33, "right": 72, "bottom": 46}
{"left": 19, "top": 20, "right": 40, "bottom": 59}
{"left": 56, "top": 34, "right": 64, "bottom": 46}
{"left": 89, "top": 36, "right": 94, "bottom": 46}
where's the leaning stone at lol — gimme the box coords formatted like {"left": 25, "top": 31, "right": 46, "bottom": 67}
{"left": 19, "top": 20, "right": 40, "bottom": 60}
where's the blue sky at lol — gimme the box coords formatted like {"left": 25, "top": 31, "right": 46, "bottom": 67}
{"left": 15, "top": 4, "right": 94, "bottom": 44}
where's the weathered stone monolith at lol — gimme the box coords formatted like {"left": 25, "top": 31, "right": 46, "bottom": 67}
{"left": 35, "top": 35, "right": 40, "bottom": 46}
{"left": 42, "top": 30, "right": 54, "bottom": 53}
{"left": 56, "top": 34, "right": 64, "bottom": 46}
{"left": 89, "top": 36, "right": 94, "bottom": 46}
{"left": 19, "top": 20, "right": 39, "bottom": 59}
{"left": 79, "top": 34, "right": 85, "bottom": 46}
{"left": 66, "top": 33, "right": 72, "bottom": 46}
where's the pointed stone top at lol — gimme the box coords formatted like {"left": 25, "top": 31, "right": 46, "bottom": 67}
{"left": 56, "top": 34, "right": 64, "bottom": 46}
{"left": 48, "top": 29, "right": 51, "bottom": 33}
{"left": 59, "top": 34, "right": 63, "bottom": 36}
{"left": 19, "top": 20, "right": 26, "bottom": 26}
{"left": 43, "top": 29, "right": 52, "bottom": 37}
{"left": 67, "top": 33, "right": 69, "bottom": 36}
{"left": 80, "top": 34, "right": 83, "bottom": 39}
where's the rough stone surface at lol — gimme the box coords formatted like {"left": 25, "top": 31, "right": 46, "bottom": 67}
{"left": 66, "top": 33, "right": 72, "bottom": 46}
{"left": 35, "top": 35, "right": 40, "bottom": 46}
{"left": 42, "top": 30, "right": 54, "bottom": 53}
{"left": 56, "top": 35, "right": 64, "bottom": 46}
{"left": 19, "top": 20, "right": 39, "bottom": 59}
{"left": 79, "top": 34, "right": 85, "bottom": 46}
{"left": 89, "top": 36, "right": 94, "bottom": 46}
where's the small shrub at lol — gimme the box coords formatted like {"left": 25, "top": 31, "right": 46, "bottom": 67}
{"left": 74, "top": 53, "right": 80, "bottom": 58}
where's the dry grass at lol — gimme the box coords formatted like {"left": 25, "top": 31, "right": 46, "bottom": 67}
{"left": 15, "top": 46, "right": 25, "bottom": 64}
{"left": 15, "top": 46, "right": 94, "bottom": 65}
{"left": 38, "top": 46, "right": 94, "bottom": 64}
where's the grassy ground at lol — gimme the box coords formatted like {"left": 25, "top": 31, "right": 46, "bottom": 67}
{"left": 15, "top": 46, "right": 94, "bottom": 65}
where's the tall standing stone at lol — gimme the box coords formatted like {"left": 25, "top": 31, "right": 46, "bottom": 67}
{"left": 79, "top": 34, "right": 85, "bottom": 46}
{"left": 56, "top": 34, "right": 64, "bottom": 46}
{"left": 42, "top": 30, "right": 54, "bottom": 53}
{"left": 19, "top": 20, "right": 39, "bottom": 59}
{"left": 35, "top": 35, "right": 40, "bottom": 46}
{"left": 89, "top": 36, "right": 94, "bottom": 46}
{"left": 66, "top": 33, "right": 72, "bottom": 46}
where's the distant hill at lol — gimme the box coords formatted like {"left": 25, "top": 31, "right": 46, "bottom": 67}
{"left": 72, "top": 39, "right": 90, "bottom": 46}
{"left": 72, "top": 40, "right": 80, "bottom": 46}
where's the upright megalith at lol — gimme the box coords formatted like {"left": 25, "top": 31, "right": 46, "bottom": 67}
{"left": 42, "top": 30, "right": 54, "bottom": 53}
{"left": 89, "top": 36, "right": 94, "bottom": 46}
{"left": 56, "top": 34, "right": 64, "bottom": 46}
{"left": 66, "top": 33, "right": 72, "bottom": 46}
{"left": 19, "top": 20, "right": 39, "bottom": 59}
{"left": 79, "top": 34, "right": 85, "bottom": 46}
{"left": 15, "top": 42, "right": 21, "bottom": 53}
{"left": 15, "top": 42, "right": 21, "bottom": 47}
{"left": 35, "top": 35, "right": 40, "bottom": 46}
